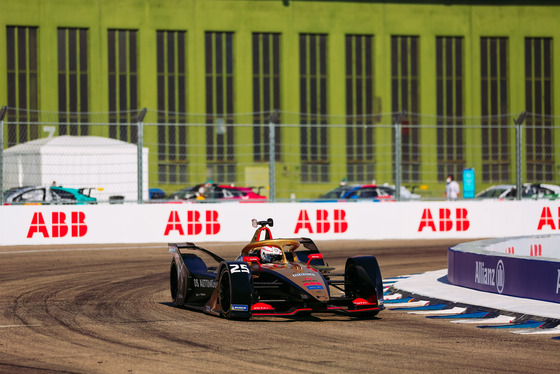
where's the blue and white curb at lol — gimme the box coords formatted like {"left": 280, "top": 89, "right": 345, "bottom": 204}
{"left": 382, "top": 275, "right": 560, "bottom": 340}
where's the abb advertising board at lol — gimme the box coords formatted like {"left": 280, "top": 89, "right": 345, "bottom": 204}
{"left": 2, "top": 200, "right": 560, "bottom": 246}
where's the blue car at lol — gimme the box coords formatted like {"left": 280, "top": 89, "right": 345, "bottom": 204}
{"left": 318, "top": 184, "right": 394, "bottom": 202}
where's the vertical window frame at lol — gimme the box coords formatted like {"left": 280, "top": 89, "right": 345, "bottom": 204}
{"left": 205, "top": 31, "right": 235, "bottom": 183}
{"left": 6, "top": 25, "right": 39, "bottom": 146}
{"left": 252, "top": 32, "right": 281, "bottom": 163}
{"left": 436, "top": 36, "right": 464, "bottom": 182}
{"left": 156, "top": 30, "right": 188, "bottom": 185}
{"left": 107, "top": 29, "right": 139, "bottom": 143}
{"left": 345, "top": 34, "right": 375, "bottom": 183}
{"left": 525, "top": 37, "right": 554, "bottom": 182}
{"left": 57, "top": 27, "right": 90, "bottom": 136}
{"left": 480, "top": 36, "right": 509, "bottom": 182}
{"left": 300, "top": 33, "right": 329, "bottom": 183}
{"left": 391, "top": 35, "right": 420, "bottom": 183}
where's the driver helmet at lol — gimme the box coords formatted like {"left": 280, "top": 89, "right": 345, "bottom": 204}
{"left": 260, "top": 246, "right": 283, "bottom": 263}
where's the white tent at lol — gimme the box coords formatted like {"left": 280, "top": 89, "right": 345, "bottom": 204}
{"left": 3, "top": 136, "right": 149, "bottom": 202}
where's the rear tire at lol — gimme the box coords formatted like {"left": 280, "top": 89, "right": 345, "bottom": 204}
{"left": 170, "top": 259, "right": 192, "bottom": 307}
{"left": 170, "top": 259, "right": 181, "bottom": 306}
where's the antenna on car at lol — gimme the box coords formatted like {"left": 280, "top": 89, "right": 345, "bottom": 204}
{"left": 252, "top": 218, "right": 274, "bottom": 228}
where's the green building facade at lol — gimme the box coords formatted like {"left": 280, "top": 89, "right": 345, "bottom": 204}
{"left": 1, "top": 0, "right": 559, "bottom": 199}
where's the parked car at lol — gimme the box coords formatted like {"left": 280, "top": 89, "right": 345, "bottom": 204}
{"left": 2, "top": 186, "right": 97, "bottom": 205}
{"left": 318, "top": 184, "right": 394, "bottom": 202}
{"left": 475, "top": 183, "right": 560, "bottom": 200}
{"left": 378, "top": 183, "right": 422, "bottom": 201}
{"left": 149, "top": 188, "right": 166, "bottom": 200}
{"left": 168, "top": 183, "right": 266, "bottom": 201}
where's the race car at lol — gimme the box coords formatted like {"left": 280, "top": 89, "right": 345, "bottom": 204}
{"left": 169, "top": 218, "right": 384, "bottom": 319}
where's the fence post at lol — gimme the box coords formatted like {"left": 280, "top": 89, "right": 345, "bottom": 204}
{"left": 0, "top": 106, "right": 8, "bottom": 206}
{"left": 393, "top": 112, "right": 406, "bottom": 202}
{"left": 514, "top": 112, "right": 526, "bottom": 201}
{"left": 268, "top": 110, "right": 279, "bottom": 202}
{"left": 137, "top": 108, "right": 147, "bottom": 204}
{"left": 0, "top": 106, "right": 6, "bottom": 205}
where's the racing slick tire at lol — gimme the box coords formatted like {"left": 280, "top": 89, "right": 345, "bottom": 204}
{"left": 218, "top": 262, "right": 253, "bottom": 320}
{"left": 344, "top": 256, "right": 383, "bottom": 317}
{"left": 170, "top": 259, "right": 189, "bottom": 307}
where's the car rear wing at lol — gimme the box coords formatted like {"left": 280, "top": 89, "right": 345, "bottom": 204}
{"left": 168, "top": 242, "right": 225, "bottom": 263}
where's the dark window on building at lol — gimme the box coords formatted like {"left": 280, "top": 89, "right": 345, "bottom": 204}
{"left": 6, "top": 26, "right": 39, "bottom": 146}
{"left": 108, "top": 29, "right": 138, "bottom": 143}
{"left": 205, "top": 31, "right": 235, "bottom": 183}
{"left": 300, "top": 33, "right": 328, "bottom": 183}
{"left": 57, "top": 28, "right": 89, "bottom": 136}
{"left": 157, "top": 30, "right": 188, "bottom": 184}
{"left": 436, "top": 36, "right": 464, "bottom": 182}
{"left": 252, "top": 32, "right": 281, "bottom": 163}
{"left": 391, "top": 35, "right": 420, "bottom": 182}
{"left": 345, "top": 34, "right": 375, "bottom": 183}
{"left": 481, "top": 37, "right": 509, "bottom": 182}
{"left": 525, "top": 37, "right": 554, "bottom": 182}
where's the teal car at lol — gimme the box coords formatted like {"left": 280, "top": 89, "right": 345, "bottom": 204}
{"left": 3, "top": 186, "right": 97, "bottom": 205}
{"left": 51, "top": 186, "right": 98, "bottom": 204}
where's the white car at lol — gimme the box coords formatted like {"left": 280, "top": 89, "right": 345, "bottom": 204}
{"left": 475, "top": 183, "right": 560, "bottom": 200}
{"left": 379, "top": 183, "right": 422, "bottom": 200}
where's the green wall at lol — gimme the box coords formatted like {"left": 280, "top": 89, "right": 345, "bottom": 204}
{"left": 1, "top": 0, "right": 560, "bottom": 198}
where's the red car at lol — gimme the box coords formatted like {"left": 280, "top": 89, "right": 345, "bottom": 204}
{"left": 168, "top": 183, "right": 266, "bottom": 201}
{"left": 219, "top": 185, "right": 267, "bottom": 200}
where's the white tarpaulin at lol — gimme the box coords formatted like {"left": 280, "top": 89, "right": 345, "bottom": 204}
{"left": 3, "top": 135, "right": 148, "bottom": 202}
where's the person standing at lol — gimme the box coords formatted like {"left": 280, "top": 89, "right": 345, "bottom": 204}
{"left": 446, "top": 174, "right": 460, "bottom": 200}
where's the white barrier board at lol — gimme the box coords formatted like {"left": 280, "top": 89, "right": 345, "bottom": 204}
{"left": 2, "top": 200, "right": 560, "bottom": 246}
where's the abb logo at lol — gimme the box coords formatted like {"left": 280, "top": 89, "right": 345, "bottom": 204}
{"left": 418, "top": 208, "right": 470, "bottom": 232}
{"left": 530, "top": 244, "right": 542, "bottom": 256}
{"left": 27, "top": 212, "right": 88, "bottom": 238}
{"left": 164, "top": 210, "right": 220, "bottom": 236}
{"left": 537, "top": 207, "right": 560, "bottom": 230}
{"left": 294, "top": 209, "right": 348, "bottom": 234}
{"left": 505, "top": 245, "right": 541, "bottom": 256}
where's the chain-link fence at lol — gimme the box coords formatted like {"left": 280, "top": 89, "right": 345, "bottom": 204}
{"left": 1, "top": 106, "right": 558, "bottom": 203}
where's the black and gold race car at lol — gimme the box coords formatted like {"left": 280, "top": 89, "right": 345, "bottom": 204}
{"left": 169, "top": 218, "right": 384, "bottom": 319}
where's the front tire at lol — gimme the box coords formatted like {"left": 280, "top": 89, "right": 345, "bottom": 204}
{"left": 217, "top": 263, "right": 253, "bottom": 320}
{"left": 344, "top": 256, "right": 383, "bottom": 317}
{"left": 219, "top": 267, "right": 232, "bottom": 317}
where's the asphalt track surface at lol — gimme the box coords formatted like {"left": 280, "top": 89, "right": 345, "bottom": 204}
{"left": 1, "top": 239, "right": 559, "bottom": 373}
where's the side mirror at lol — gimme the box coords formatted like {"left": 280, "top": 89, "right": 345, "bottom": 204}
{"left": 243, "top": 256, "right": 262, "bottom": 271}
{"left": 307, "top": 253, "right": 323, "bottom": 266}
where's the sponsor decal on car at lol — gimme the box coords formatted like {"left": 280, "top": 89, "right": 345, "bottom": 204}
{"left": 292, "top": 272, "right": 316, "bottom": 277}
{"left": 194, "top": 278, "right": 218, "bottom": 288}
{"left": 231, "top": 304, "right": 249, "bottom": 311}
{"left": 305, "top": 284, "right": 324, "bottom": 290}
